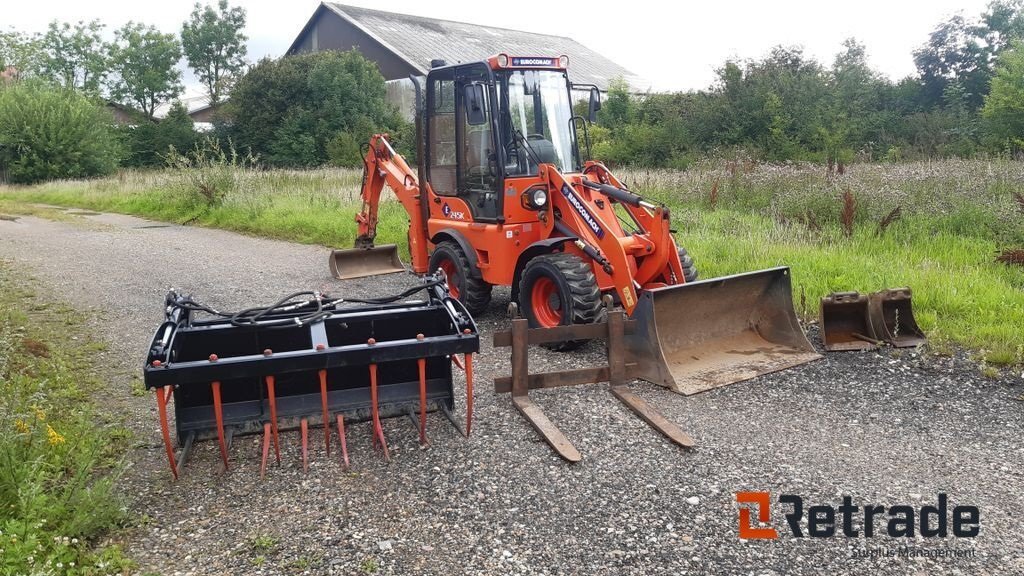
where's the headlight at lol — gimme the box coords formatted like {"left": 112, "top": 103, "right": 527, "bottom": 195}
{"left": 497, "top": 53, "right": 509, "bottom": 67}
{"left": 558, "top": 55, "right": 569, "bottom": 68}
{"left": 522, "top": 187, "right": 549, "bottom": 210}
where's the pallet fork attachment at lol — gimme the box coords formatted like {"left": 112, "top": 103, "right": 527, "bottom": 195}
{"left": 494, "top": 298, "right": 694, "bottom": 462}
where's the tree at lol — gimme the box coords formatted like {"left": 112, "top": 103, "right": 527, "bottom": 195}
{"left": 39, "top": 20, "right": 108, "bottom": 92}
{"left": 121, "top": 101, "right": 198, "bottom": 167}
{"left": 0, "top": 80, "right": 121, "bottom": 183}
{"left": 0, "top": 29, "right": 45, "bottom": 79}
{"left": 181, "top": 0, "right": 248, "bottom": 104}
{"left": 227, "top": 51, "right": 405, "bottom": 167}
{"left": 107, "top": 23, "right": 183, "bottom": 120}
{"left": 982, "top": 41, "right": 1024, "bottom": 147}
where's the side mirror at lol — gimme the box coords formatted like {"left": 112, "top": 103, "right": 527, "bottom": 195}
{"left": 463, "top": 83, "right": 487, "bottom": 126}
{"left": 588, "top": 87, "right": 602, "bottom": 123}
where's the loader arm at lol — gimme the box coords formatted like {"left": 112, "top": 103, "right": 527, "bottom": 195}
{"left": 353, "top": 134, "right": 430, "bottom": 274}
{"left": 541, "top": 163, "right": 684, "bottom": 315}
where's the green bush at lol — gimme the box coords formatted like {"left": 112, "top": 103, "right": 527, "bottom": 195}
{"left": 226, "top": 50, "right": 408, "bottom": 167}
{"left": 120, "top": 101, "right": 198, "bottom": 167}
{"left": 0, "top": 81, "right": 121, "bottom": 183}
{"left": 164, "top": 137, "right": 259, "bottom": 207}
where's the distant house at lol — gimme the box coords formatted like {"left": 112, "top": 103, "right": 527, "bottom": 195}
{"left": 287, "top": 3, "right": 650, "bottom": 118}
{"left": 153, "top": 94, "right": 222, "bottom": 131}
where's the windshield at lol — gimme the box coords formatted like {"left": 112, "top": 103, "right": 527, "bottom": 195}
{"left": 498, "top": 70, "right": 579, "bottom": 175}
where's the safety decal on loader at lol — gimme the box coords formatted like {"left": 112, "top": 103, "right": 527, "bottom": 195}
{"left": 561, "top": 184, "right": 604, "bottom": 238}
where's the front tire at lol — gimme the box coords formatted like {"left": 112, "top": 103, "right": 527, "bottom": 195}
{"left": 428, "top": 241, "right": 492, "bottom": 315}
{"left": 678, "top": 247, "right": 699, "bottom": 283}
{"left": 518, "top": 253, "right": 605, "bottom": 351}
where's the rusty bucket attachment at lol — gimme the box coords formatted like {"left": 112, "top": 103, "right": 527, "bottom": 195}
{"left": 820, "top": 291, "right": 881, "bottom": 351}
{"left": 329, "top": 244, "right": 406, "bottom": 280}
{"left": 143, "top": 272, "right": 478, "bottom": 479}
{"left": 868, "top": 287, "right": 926, "bottom": 348}
{"left": 624, "top": 267, "right": 821, "bottom": 396}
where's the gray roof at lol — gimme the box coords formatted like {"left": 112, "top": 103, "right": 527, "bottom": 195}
{"left": 302, "top": 3, "right": 650, "bottom": 91}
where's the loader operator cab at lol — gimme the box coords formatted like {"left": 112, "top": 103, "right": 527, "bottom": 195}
{"left": 424, "top": 54, "right": 585, "bottom": 222}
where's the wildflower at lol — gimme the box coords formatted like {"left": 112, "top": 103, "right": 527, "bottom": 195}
{"left": 47, "top": 424, "right": 65, "bottom": 446}
{"left": 33, "top": 405, "right": 45, "bottom": 421}
{"left": 71, "top": 538, "right": 78, "bottom": 545}
{"left": 14, "top": 419, "right": 30, "bottom": 434}
{"left": 56, "top": 562, "right": 63, "bottom": 569}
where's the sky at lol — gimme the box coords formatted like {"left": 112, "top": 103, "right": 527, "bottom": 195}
{"left": 2, "top": 0, "right": 995, "bottom": 92}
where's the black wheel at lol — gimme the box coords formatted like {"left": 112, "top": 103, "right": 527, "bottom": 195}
{"left": 518, "top": 253, "right": 606, "bottom": 351}
{"left": 679, "top": 247, "right": 699, "bottom": 283}
{"left": 428, "top": 241, "right": 492, "bottom": 315}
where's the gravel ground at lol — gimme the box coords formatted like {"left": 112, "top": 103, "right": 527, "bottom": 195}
{"left": 1, "top": 209, "right": 1023, "bottom": 576}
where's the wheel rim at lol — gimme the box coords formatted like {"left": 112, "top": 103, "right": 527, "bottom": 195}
{"left": 438, "top": 259, "right": 460, "bottom": 299}
{"left": 530, "top": 276, "right": 563, "bottom": 327}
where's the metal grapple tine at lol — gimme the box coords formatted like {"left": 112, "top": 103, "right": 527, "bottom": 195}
{"left": 300, "top": 418, "right": 309, "bottom": 472}
{"left": 210, "top": 379, "right": 229, "bottom": 472}
{"left": 451, "top": 354, "right": 465, "bottom": 371}
{"left": 416, "top": 346, "right": 428, "bottom": 445}
{"left": 155, "top": 385, "right": 178, "bottom": 480}
{"left": 366, "top": 340, "right": 390, "bottom": 460}
{"left": 464, "top": 351, "right": 474, "bottom": 437}
{"left": 318, "top": 369, "right": 331, "bottom": 456}
{"left": 336, "top": 413, "right": 350, "bottom": 470}
{"left": 264, "top": 374, "right": 281, "bottom": 464}
{"left": 260, "top": 423, "right": 271, "bottom": 479}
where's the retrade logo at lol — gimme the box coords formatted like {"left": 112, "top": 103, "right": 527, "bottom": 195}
{"left": 736, "top": 492, "right": 979, "bottom": 539}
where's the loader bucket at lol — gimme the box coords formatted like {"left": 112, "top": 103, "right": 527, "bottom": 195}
{"left": 868, "top": 287, "right": 926, "bottom": 348}
{"left": 329, "top": 244, "right": 406, "bottom": 279}
{"left": 820, "top": 291, "right": 879, "bottom": 351}
{"left": 143, "top": 274, "right": 478, "bottom": 479}
{"left": 624, "top": 267, "right": 821, "bottom": 395}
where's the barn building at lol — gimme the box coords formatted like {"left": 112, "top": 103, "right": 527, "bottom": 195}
{"left": 287, "top": 3, "right": 650, "bottom": 118}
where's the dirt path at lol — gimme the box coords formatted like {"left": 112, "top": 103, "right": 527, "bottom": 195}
{"left": 1, "top": 209, "right": 1022, "bottom": 575}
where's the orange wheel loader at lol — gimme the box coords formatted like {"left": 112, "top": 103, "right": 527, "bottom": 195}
{"left": 330, "top": 54, "right": 820, "bottom": 394}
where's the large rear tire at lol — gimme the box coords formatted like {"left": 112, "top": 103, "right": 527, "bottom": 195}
{"left": 428, "top": 241, "right": 492, "bottom": 315}
{"left": 518, "top": 253, "right": 606, "bottom": 351}
{"left": 679, "top": 247, "right": 699, "bottom": 283}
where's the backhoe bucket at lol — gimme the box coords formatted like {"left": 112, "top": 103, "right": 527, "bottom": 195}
{"left": 329, "top": 244, "right": 406, "bottom": 280}
{"left": 868, "top": 288, "right": 926, "bottom": 348}
{"left": 624, "top": 267, "right": 821, "bottom": 395}
{"left": 820, "top": 292, "right": 879, "bottom": 351}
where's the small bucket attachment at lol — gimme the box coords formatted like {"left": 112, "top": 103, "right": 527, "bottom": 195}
{"left": 624, "top": 267, "right": 821, "bottom": 395}
{"left": 329, "top": 244, "right": 406, "bottom": 280}
{"left": 820, "top": 291, "right": 880, "bottom": 351}
{"left": 868, "top": 288, "right": 925, "bottom": 348}
{"left": 144, "top": 274, "right": 478, "bottom": 479}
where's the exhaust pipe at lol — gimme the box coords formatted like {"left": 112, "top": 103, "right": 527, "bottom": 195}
{"left": 624, "top": 267, "right": 821, "bottom": 395}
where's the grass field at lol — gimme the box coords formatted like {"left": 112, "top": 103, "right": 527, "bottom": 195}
{"left": 0, "top": 263, "right": 134, "bottom": 575}
{"left": 2, "top": 159, "right": 1023, "bottom": 369}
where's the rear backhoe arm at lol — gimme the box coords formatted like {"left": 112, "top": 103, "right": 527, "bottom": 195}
{"left": 354, "top": 134, "right": 430, "bottom": 273}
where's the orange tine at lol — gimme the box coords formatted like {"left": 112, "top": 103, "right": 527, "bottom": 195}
{"left": 260, "top": 423, "right": 271, "bottom": 479}
{"left": 210, "top": 379, "right": 229, "bottom": 471}
{"left": 263, "top": 351, "right": 281, "bottom": 465}
{"left": 336, "top": 413, "right": 350, "bottom": 470}
{"left": 416, "top": 333, "right": 427, "bottom": 445}
{"left": 300, "top": 418, "right": 309, "bottom": 472}
{"left": 464, "top": 352, "right": 474, "bottom": 437}
{"left": 451, "top": 354, "right": 465, "bottom": 371}
{"left": 367, "top": 338, "right": 390, "bottom": 461}
{"left": 318, "top": 368, "right": 331, "bottom": 456}
{"left": 155, "top": 384, "right": 178, "bottom": 480}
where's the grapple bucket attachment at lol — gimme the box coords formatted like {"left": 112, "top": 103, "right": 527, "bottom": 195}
{"left": 868, "top": 288, "right": 925, "bottom": 348}
{"left": 820, "top": 291, "right": 879, "bottom": 351}
{"left": 143, "top": 275, "right": 478, "bottom": 478}
{"left": 329, "top": 244, "right": 405, "bottom": 279}
{"left": 624, "top": 267, "right": 821, "bottom": 395}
